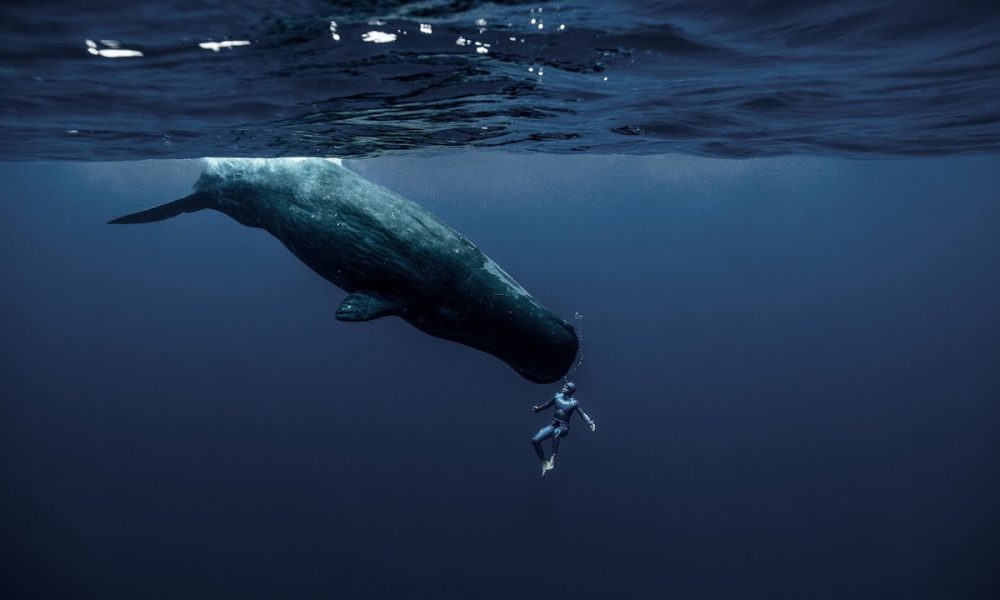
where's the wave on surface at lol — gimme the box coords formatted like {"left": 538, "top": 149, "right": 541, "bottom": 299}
{"left": 2, "top": 0, "right": 999, "bottom": 160}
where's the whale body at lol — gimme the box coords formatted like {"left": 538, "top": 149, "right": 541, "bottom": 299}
{"left": 110, "top": 158, "right": 578, "bottom": 383}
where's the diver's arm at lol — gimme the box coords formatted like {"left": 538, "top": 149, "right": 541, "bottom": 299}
{"left": 576, "top": 404, "right": 596, "bottom": 431}
{"left": 532, "top": 395, "right": 556, "bottom": 413}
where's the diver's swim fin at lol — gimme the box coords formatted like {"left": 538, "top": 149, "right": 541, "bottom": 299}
{"left": 108, "top": 192, "right": 211, "bottom": 224}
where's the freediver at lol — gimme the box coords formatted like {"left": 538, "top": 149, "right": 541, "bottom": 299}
{"left": 531, "top": 381, "right": 596, "bottom": 476}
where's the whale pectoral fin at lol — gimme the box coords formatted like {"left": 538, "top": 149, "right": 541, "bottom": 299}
{"left": 336, "top": 292, "right": 399, "bottom": 322}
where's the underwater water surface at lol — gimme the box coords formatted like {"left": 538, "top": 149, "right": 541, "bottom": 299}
{"left": 2, "top": 1, "right": 1000, "bottom": 599}
{"left": 2, "top": 0, "right": 1000, "bottom": 159}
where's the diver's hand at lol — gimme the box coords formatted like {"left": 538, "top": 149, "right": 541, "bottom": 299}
{"left": 589, "top": 421, "right": 597, "bottom": 432}
{"left": 532, "top": 405, "right": 542, "bottom": 413}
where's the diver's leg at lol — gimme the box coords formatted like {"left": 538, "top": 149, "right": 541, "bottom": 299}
{"left": 549, "top": 425, "right": 568, "bottom": 470}
{"left": 532, "top": 425, "right": 555, "bottom": 463}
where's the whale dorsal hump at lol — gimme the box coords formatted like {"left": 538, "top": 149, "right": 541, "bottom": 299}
{"left": 335, "top": 291, "right": 401, "bottom": 322}
{"left": 108, "top": 192, "right": 211, "bottom": 224}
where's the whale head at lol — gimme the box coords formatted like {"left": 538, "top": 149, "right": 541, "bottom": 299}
{"left": 409, "top": 302, "right": 578, "bottom": 384}
{"left": 405, "top": 257, "right": 579, "bottom": 384}
{"left": 488, "top": 308, "right": 579, "bottom": 384}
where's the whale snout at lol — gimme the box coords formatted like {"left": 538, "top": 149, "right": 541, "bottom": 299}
{"left": 505, "top": 318, "right": 579, "bottom": 384}
{"left": 411, "top": 306, "right": 578, "bottom": 384}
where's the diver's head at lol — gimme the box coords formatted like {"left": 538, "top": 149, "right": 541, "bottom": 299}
{"left": 561, "top": 381, "right": 577, "bottom": 396}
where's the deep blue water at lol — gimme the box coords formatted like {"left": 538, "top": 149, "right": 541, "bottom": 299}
{"left": 2, "top": 0, "right": 1000, "bottom": 159}
{"left": 2, "top": 155, "right": 1000, "bottom": 598}
{"left": 3, "top": 1, "right": 1000, "bottom": 599}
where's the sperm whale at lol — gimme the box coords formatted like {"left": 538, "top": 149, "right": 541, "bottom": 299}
{"left": 109, "top": 158, "right": 578, "bottom": 383}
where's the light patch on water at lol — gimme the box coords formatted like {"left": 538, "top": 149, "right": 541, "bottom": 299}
{"left": 85, "top": 39, "right": 143, "bottom": 58}
{"left": 476, "top": 47, "right": 488, "bottom": 54}
{"left": 329, "top": 21, "right": 341, "bottom": 41}
{"left": 198, "top": 40, "right": 251, "bottom": 52}
{"left": 362, "top": 31, "right": 397, "bottom": 43}
{"left": 419, "top": 23, "right": 432, "bottom": 34}
{"left": 475, "top": 18, "right": 487, "bottom": 27}
{"left": 456, "top": 36, "right": 472, "bottom": 46}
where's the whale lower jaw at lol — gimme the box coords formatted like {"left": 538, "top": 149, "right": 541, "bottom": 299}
{"left": 509, "top": 338, "right": 580, "bottom": 384}
{"left": 514, "top": 368, "right": 569, "bottom": 385}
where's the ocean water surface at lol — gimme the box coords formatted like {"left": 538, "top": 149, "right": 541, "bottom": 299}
{"left": 1, "top": 2, "right": 1000, "bottom": 599}
{"left": 2, "top": 0, "right": 1000, "bottom": 158}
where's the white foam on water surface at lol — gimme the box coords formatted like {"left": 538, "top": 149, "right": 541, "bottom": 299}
{"left": 198, "top": 40, "right": 251, "bottom": 52}
{"left": 85, "top": 39, "right": 143, "bottom": 58}
{"left": 362, "top": 31, "right": 397, "bottom": 44}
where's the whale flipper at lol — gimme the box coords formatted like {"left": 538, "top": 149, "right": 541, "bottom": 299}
{"left": 108, "top": 192, "right": 211, "bottom": 224}
{"left": 335, "top": 291, "right": 400, "bottom": 322}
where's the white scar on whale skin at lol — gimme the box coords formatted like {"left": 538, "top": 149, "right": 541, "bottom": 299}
{"left": 483, "top": 258, "right": 530, "bottom": 298}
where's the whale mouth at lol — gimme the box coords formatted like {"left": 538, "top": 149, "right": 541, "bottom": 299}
{"left": 514, "top": 365, "right": 564, "bottom": 385}
{"left": 507, "top": 322, "right": 579, "bottom": 384}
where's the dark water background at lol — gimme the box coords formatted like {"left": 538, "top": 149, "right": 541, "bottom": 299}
{"left": 3, "top": 0, "right": 1000, "bottom": 598}
{"left": 3, "top": 0, "right": 1000, "bottom": 159}
{"left": 2, "top": 154, "right": 1000, "bottom": 598}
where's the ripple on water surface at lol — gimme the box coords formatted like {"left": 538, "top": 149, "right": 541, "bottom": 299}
{"left": 2, "top": 0, "right": 999, "bottom": 159}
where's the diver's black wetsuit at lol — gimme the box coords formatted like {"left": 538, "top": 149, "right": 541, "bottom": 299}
{"left": 532, "top": 392, "right": 593, "bottom": 462}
